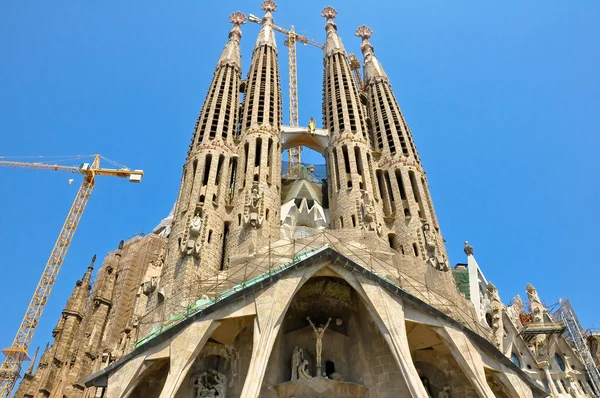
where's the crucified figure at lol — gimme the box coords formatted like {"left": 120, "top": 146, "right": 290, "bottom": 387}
{"left": 307, "top": 316, "right": 332, "bottom": 376}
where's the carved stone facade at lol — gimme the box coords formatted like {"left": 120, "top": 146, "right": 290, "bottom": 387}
{"left": 15, "top": 3, "right": 599, "bottom": 398}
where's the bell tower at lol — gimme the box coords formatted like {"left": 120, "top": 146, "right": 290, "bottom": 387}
{"left": 157, "top": 12, "right": 246, "bottom": 305}
{"left": 227, "top": 0, "right": 283, "bottom": 264}
{"left": 356, "top": 26, "right": 448, "bottom": 270}
{"left": 321, "top": 7, "right": 384, "bottom": 235}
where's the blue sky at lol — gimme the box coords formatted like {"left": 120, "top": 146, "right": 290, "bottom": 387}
{"left": 1, "top": 0, "right": 598, "bottom": 367}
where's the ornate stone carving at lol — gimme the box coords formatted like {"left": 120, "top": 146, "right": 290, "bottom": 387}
{"left": 191, "top": 370, "right": 227, "bottom": 397}
{"left": 360, "top": 191, "right": 382, "bottom": 236}
{"left": 307, "top": 316, "right": 332, "bottom": 376}
{"left": 141, "top": 276, "right": 158, "bottom": 296}
{"left": 438, "top": 386, "right": 450, "bottom": 398}
{"left": 487, "top": 283, "right": 504, "bottom": 349}
{"left": 422, "top": 222, "right": 448, "bottom": 271}
{"left": 463, "top": 241, "right": 474, "bottom": 256}
{"left": 298, "top": 359, "right": 312, "bottom": 380}
{"left": 526, "top": 283, "right": 547, "bottom": 323}
{"left": 243, "top": 182, "right": 263, "bottom": 228}
{"left": 181, "top": 210, "right": 203, "bottom": 258}
{"left": 291, "top": 346, "right": 304, "bottom": 381}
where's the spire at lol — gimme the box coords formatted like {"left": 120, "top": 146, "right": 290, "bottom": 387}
{"left": 25, "top": 346, "right": 40, "bottom": 375}
{"left": 322, "top": 6, "right": 346, "bottom": 56}
{"left": 217, "top": 11, "right": 246, "bottom": 71}
{"left": 355, "top": 25, "right": 388, "bottom": 83}
{"left": 63, "top": 255, "right": 94, "bottom": 317}
{"left": 255, "top": 1, "right": 277, "bottom": 49}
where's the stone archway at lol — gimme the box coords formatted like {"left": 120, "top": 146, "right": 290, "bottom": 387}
{"left": 406, "top": 321, "right": 478, "bottom": 397}
{"left": 128, "top": 359, "right": 169, "bottom": 398}
{"left": 260, "top": 274, "right": 413, "bottom": 397}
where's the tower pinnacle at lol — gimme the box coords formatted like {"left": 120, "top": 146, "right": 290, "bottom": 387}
{"left": 355, "top": 25, "right": 388, "bottom": 83}
{"left": 217, "top": 11, "right": 246, "bottom": 70}
{"left": 255, "top": 0, "right": 277, "bottom": 49}
{"left": 322, "top": 6, "right": 345, "bottom": 55}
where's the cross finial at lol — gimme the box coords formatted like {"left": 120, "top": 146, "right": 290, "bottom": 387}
{"left": 261, "top": 0, "right": 277, "bottom": 13}
{"left": 321, "top": 6, "right": 337, "bottom": 20}
{"left": 229, "top": 11, "right": 246, "bottom": 25}
{"left": 355, "top": 25, "right": 372, "bottom": 40}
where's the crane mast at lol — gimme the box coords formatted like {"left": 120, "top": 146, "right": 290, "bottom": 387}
{"left": 248, "top": 13, "right": 323, "bottom": 177}
{"left": 0, "top": 155, "right": 143, "bottom": 397}
{"left": 286, "top": 27, "right": 301, "bottom": 176}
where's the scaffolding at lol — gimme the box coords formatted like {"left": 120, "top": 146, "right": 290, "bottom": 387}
{"left": 133, "top": 230, "right": 490, "bottom": 349}
{"left": 553, "top": 298, "right": 600, "bottom": 396}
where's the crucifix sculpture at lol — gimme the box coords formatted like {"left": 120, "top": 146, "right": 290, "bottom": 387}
{"left": 306, "top": 316, "right": 332, "bottom": 376}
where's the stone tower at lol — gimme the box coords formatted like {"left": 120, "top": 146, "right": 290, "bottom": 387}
{"left": 356, "top": 25, "right": 449, "bottom": 270}
{"left": 227, "top": 0, "right": 283, "bottom": 264}
{"left": 14, "top": 256, "right": 94, "bottom": 397}
{"left": 321, "top": 7, "right": 383, "bottom": 234}
{"left": 158, "top": 11, "right": 247, "bottom": 305}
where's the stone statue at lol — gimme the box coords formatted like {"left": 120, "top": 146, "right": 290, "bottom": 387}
{"left": 438, "top": 386, "right": 450, "bottom": 398}
{"left": 212, "top": 370, "right": 227, "bottom": 397}
{"left": 298, "top": 359, "right": 312, "bottom": 380}
{"left": 422, "top": 222, "right": 448, "bottom": 271}
{"left": 464, "top": 241, "right": 474, "bottom": 256}
{"left": 487, "top": 283, "right": 504, "bottom": 349}
{"left": 291, "top": 346, "right": 304, "bottom": 381}
{"left": 182, "top": 211, "right": 203, "bottom": 258}
{"left": 526, "top": 283, "right": 547, "bottom": 323}
{"left": 361, "top": 191, "right": 381, "bottom": 235}
{"left": 243, "top": 182, "right": 263, "bottom": 228}
{"left": 192, "top": 370, "right": 226, "bottom": 397}
{"left": 307, "top": 316, "right": 332, "bottom": 376}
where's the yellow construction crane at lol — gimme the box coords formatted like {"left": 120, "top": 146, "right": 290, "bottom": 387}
{"left": 349, "top": 53, "right": 365, "bottom": 91}
{"left": 248, "top": 13, "right": 324, "bottom": 176}
{"left": 0, "top": 154, "right": 143, "bottom": 397}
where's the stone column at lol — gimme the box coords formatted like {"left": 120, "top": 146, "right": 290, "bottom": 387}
{"left": 158, "top": 319, "right": 220, "bottom": 398}
{"left": 355, "top": 275, "right": 433, "bottom": 397}
{"left": 540, "top": 362, "right": 559, "bottom": 397}
{"left": 239, "top": 267, "right": 314, "bottom": 397}
{"left": 435, "top": 326, "right": 496, "bottom": 398}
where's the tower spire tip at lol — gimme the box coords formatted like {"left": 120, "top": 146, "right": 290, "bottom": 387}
{"left": 355, "top": 25, "right": 372, "bottom": 40}
{"left": 229, "top": 11, "right": 246, "bottom": 25}
{"left": 261, "top": 0, "right": 277, "bottom": 13}
{"left": 321, "top": 6, "right": 337, "bottom": 20}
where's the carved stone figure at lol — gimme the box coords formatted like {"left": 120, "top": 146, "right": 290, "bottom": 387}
{"left": 291, "top": 346, "right": 304, "bottom": 381}
{"left": 191, "top": 370, "right": 226, "bottom": 397}
{"left": 212, "top": 370, "right": 227, "bottom": 397}
{"left": 307, "top": 316, "right": 332, "bottom": 376}
{"left": 487, "top": 283, "right": 504, "bottom": 349}
{"left": 224, "top": 187, "right": 234, "bottom": 208}
{"left": 422, "top": 222, "right": 448, "bottom": 271}
{"left": 298, "top": 359, "right": 312, "bottom": 380}
{"left": 243, "top": 182, "right": 263, "bottom": 228}
{"left": 438, "top": 385, "right": 450, "bottom": 398}
{"left": 526, "top": 283, "right": 547, "bottom": 323}
{"left": 361, "top": 191, "right": 381, "bottom": 235}
{"left": 181, "top": 212, "right": 203, "bottom": 258}
{"left": 463, "top": 241, "right": 474, "bottom": 256}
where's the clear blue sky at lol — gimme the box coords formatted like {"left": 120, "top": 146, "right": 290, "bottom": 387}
{"left": 1, "top": 0, "right": 598, "bottom": 365}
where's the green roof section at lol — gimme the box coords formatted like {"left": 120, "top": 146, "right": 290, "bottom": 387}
{"left": 452, "top": 267, "right": 470, "bottom": 300}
